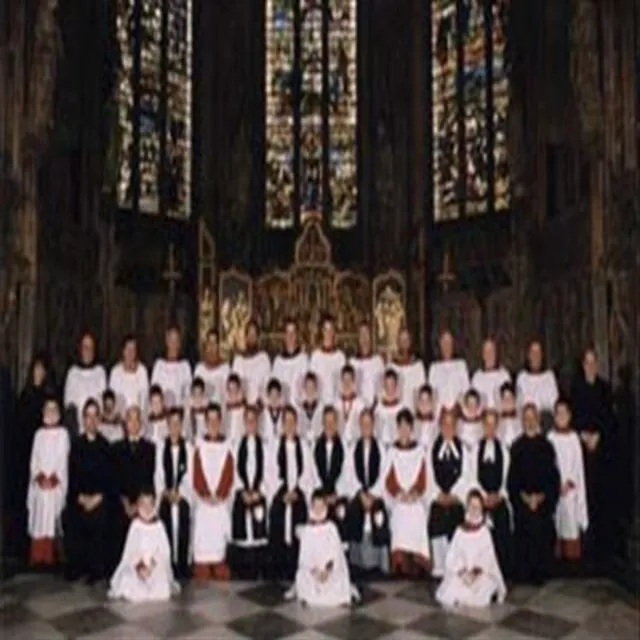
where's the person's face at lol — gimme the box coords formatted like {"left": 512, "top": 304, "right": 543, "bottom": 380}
{"left": 501, "top": 390, "right": 515, "bottom": 411}
{"left": 122, "top": 340, "right": 137, "bottom": 367}
{"left": 466, "top": 496, "right": 484, "bottom": 523}
{"left": 528, "top": 342, "right": 543, "bottom": 371}
{"left": 32, "top": 361, "right": 46, "bottom": 387}
{"left": 283, "top": 410, "right": 297, "bottom": 438}
{"left": 441, "top": 413, "right": 456, "bottom": 439}
{"left": 83, "top": 405, "right": 99, "bottom": 434}
{"left": 246, "top": 325, "right": 259, "bottom": 348}
{"left": 203, "top": 334, "right": 219, "bottom": 362}
{"left": 341, "top": 373, "right": 355, "bottom": 393}
{"left": 323, "top": 411, "right": 338, "bottom": 437}
{"left": 417, "top": 392, "right": 433, "bottom": 413}
{"left": 227, "top": 381, "right": 240, "bottom": 399}
{"left": 397, "top": 419, "right": 412, "bottom": 443}
{"left": 150, "top": 394, "right": 164, "bottom": 415}
{"left": 137, "top": 495, "right": 155, "bottom": 521}
{"left": 583, "top": 351, "right": 598, "bottom": 380}
{"left": 358, "top": 325, "right": 371, "bottom": 353}
{"left": 482, "top": 340, "right": 497, "bottom": 369}
{"left": 43, "top": 401, "right": 60, "bottom": 426}
{"left": 169, "top": 415, "right": 182, "bottom": 440}
{"left": 304, "top": 379, "right": 317, "bottom": 399}
{"left": 166, "top": 329, "right": 181, "bottom": 358}
{"left": 80, "top": 335, "right": 95, "bottom": 365}
{"left": 483, "top": 413, "right": 498, "bottom": 439}
{"left": 359, "top": 412, "right": 374, "bottom": 439}
{"left": 523, "top": 408, "right": 538, "bottom": 435}
{"left": 268, "top": 388, "right": 281, "bottom": 406}
{"left": 284, "top": 323, "right": 297, "bottom": 351}
{"left": 464, "top": 396, "right": 479, "bottom": 415}
{"left": 103, "top": 398, "right": 115, "bottom": 416}
{"left": 206, "top": 410, "right": 222, "bottom": 436}
{"left": 192, "top": 386, "right": 205, "bottom": 402}
{"left": 398, "top": 330, "right": 411, "bottom": 354}
{"left": 555, "top": 404, "right": 571, "bottom": 430}
{"left": 439, "top": 331, "right": 454, "bottom": 360}
{"left": 311, "top": 497, "right": 328, "bottom": 521}
{"left": 245, "top": 410, "right": 259, "bottom": 435}
{"left": 126, "top": 409, "right": 142, "bottom": 437}
{"left": 321, "top": 320, "right": 335, "bottom": 346}
{"left": 383, "top": 375, "right": 397, "bottom": 396}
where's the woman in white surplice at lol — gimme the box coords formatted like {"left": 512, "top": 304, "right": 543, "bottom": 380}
{"left": 436, "top": 490, "right": 507, "bottom": 608}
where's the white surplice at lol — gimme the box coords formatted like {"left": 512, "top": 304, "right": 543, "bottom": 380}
{"left": 470, "top": 367, "right": 511, "bottom": 409}
{"left": 416, "top": 415, "right": 438, "bottom": 451}
{"left": 428, "top": 359, "right": 470, "bottom": 413}
{"left": 458, "top": 414, "right": 484, "bottom": 453}
{"left": 349, "top": 354, "right": 385, "bottom": 408}
{"left": 99, "top": 420, "right": 124, "bottom": 444}
{"left": 515, "top": 369, "right": 559, "bottom": 414}
{"left": 232, "top": 351, "right": 272, "bottom": 405}
{"left": 335, "top": 394, "right": 366, "bottom": 446}
{"left": 151, "top": 358, "right": 193, "bottom": 408}
{"left": 224, "top": 403, "right": 245, "bottom": 447}
{"left": 146, "top": 416, "right": 169, "bottom": 445}
{"left": 63, "top": 364, "right": 107, "bottom": 428}
{"left": 109, "top": 362, "right": 150, "bottom": 414}
{"left": 498, "top": 414, "right": 521, "bottom": 449}
{"left": 309, "top": 349, "right": 347, "bottom": 404}
{"left": 193, "top": 361, "right": 230, "bottom": 403}
{"left": 295, "top": 399, "right": 325, "bottom": 446}
{"left": 271, "top": 351, "right": 310, "bottom": 402}
{"left": 374, "top": 399, "right": 404, "bottom": 449}
{"left": 260, "top": 406, "right": 284, "bottom": 445}
{"left": 389, "top": 359, "right": 427, "bottom": 410}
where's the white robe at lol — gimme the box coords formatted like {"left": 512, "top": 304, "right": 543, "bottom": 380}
{"left": 109, "top": 362, "right": 150, "bottom": 414}
{"left": 271, "top": 352, "right": 310, "bottom": 402}
{"left": 63, "top": 364, "right": 107, "bottom": 428}
{"left": 295, "top": 521, "right": 353, "bottom": 607}
{"left": 260, "top": 407, "right": 284, "bottom": 445}
{"left": 184, "top": 405, "right": 207, "bottom": 441}
{"left": 389, "top": 359, "right": 427, "bottom": 410}
{"left": 108, "top": 518, "right": 176, "bottom": 602}
{"left": 515, "top": 369, "right": 559, "bottom": 414}
{"left": 224, "top": 405, "right": 245, "bottom": 447}
{"left": 458, "top": 416, "right": 484, "bottom": 453}
{"left": 232, "top": 351, "right": 272, "bottom": 405}
{"left": 436, "top": 524, "right": 506, "bottom": 608}
{"left": 470, "top": 367, "right": 511, "bottom": 409}
{"left": 309, "top": 349, "right": 346, "bottom": 404}
{"left": 27, "top": 426, "right": 70, "bottom": 539}
{"left": 193, "top": 361, "right": 231, "bottom": 403}
{"left": 428, "top": 359, "right": 470, "bottom": 413}
{"left": 498, "top": 415, "right": 521, "bottom": 449}
{"left": 547, "top": 430, "right": 589, "bottom": 540}
{"left": 295, "top": 400, "right": 325, "bottom": 446}
{"left": 335, "top": 395, "right": 367, "bottom": 446}
{"left": 471, "top": 438, "right": 511, "bottom": 505}
{"left": 349, "top": 354, "right": 385, "bottom": 407}
{"left": 151, "top": 359, "right": 192, "bottom": 408}
{"left": 416, "top": 416, "right": 438, "bottom": 451}
{"left": 374, "top": 400, "right": 404, "bottom": 449}
{"left": 146, "top": 416, "right": 169, "bottom": 444}
{"left": 99, "top": 420, "right": 124, "bottom": 444}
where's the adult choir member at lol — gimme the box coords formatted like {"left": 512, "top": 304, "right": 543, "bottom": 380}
{"left": 385, "top": 409, "right": 430, "bottom": 575}
{"left": 109, "top": 335, "right": 149, "bottom": 415}
{"left": 336, "top": 365, "right": 366, "bottom": 445}
{"left": 428, "top": 330, "right": 470, "bottom": 414}
{"left": 63, "top": 332, "right": 107, "bottom": 432}
{"left": 470, "top": 339, "right": 511, "bottom": 409}
{"left": 232, "top": 321, "right": 271, "bottom": 406}
{"left": 64, "top": 399, "right": 111, "bottom": 582}
{"left": 374, "top": 368, "right": 404, "bottom": 448}
{"left": 390, "top": 329, "right": 426, "bottom": 410}
{"left": 151, "top": 326, "right": 192, "bottom": 408}
{"left": 271, "top": 320, "right": 309, "bottom": 401}
{"left": 193, "top": 329, "right": 230, "bottom": 402}
{"left": 99, "top": 389, "right": 124, "bottom": 443}
{"left": 349, "top": 323, "right": 384, "bottom": 407}
{"left": 192, "top": 403, "right": 234, "bottom": 580}
{"left": 507, "top": 403, "right": 560, "bottom": 584}
{"left": 295, "top": 372, "right": 325, "bottom": 445}
{"left": 309, "top": 316, "right": 346, "bottom": 404}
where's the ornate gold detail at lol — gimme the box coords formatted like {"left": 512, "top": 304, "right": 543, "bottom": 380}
{"left": 197, "top": 219, "right": 217, "bottom": 348}
{"left": 372, "top": 271, "right": 406, "bottom": 360}
{"left": 219, "top": 269, "right": 252, "bottom": 358}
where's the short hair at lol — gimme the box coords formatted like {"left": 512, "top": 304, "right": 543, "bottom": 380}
{"left": 359, "top": 407, "right": 374, "bottom": 422}
{"left": 396, "top": 408, "right": 414, "bottom": 426}
{"left": 323, "top": 405, "right": 338, "bottom": 420}
{"left": 102, "top": 388, "right": 116, "bottom": 403}
{"left": 244, "top": 404, "right": 260, "bottom": 419}
{"left": 320, "top": 314, "right": 335, "bottom": 328}
{"left": 125, "top": 405, "right": 142, "bottom": 421}
{"left": 341, "top": 364, "right": 356, "bottom": 378}
{"left": 246, "top": 319, "right": 260, "bottom": 334}
{"left": 499, "top": 381, "right": 515, "bottom": 397}
{"left": 191, "top": 376, "right": 205, "bottom": 392}
{"left": 149, "top": 384, "right": 164, "bottom": 399}
{"left": 304, "top": 371, "right": 318, "bottom": 385}
{"left": 464, "top": 388, "right": 481, "bottom": 403}
{"left": 554, "top": 397, "right": 571, "bottom": 412}
{"left": 137, "top": 486, "right": 156, "bottom": 501}
{"left": 226, "top": 373, "right": 241, "bottom": 387}
{"left": 522, "top": 402, "right": 538, "bottom": 417}
{"left": 44, "top": 395, "right": 60, "bottom": 408}
{"left": 418, "top": 383, "right": 433, "bottom": 398}
{"left": 205, "top": 328, "right": 219, "bottom": 341}
{"left": 205, "top": 402, "right": 222, "bottom": 420}
{"left": 267, "top": 378, "right": 282, "bottom": 394}
{"left": 482, "top": 408, "right": 499, "bottom": 423}
{"left": 283, "top": 404, "right": 298, "bottom": 422}
{"left": 311, "top": 488, "right": 326, "bottom": 503}
{"left": 384, "top": 368, "right": 398, "bottom": 382}
{"left": 121, "top": 333, "right": 137, "bottom": 349}
{"left": 284, "top": 317, "right": 297, "bottom": 330}
{"left": 82, "top": 398, "right": 100, "bottom": 415}
{"left": 168, "top": 406, "right": 184, "bottom": 420}
{"left": 466, "top": 488, "right": 485, "bottom": 508}
{"left": 166, "top": 324, "right": 181, "bottom": 335}
{"left": 439, "top": 407, "right": 458, "bottom": 424}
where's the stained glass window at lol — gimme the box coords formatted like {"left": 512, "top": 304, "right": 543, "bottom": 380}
{"left": 265, "top": 0, "right": 358, "bottom": 229}
{"left": 116, "top": 0, "right": 193, "bottom": 218}
{"left": 432, "top": 0, "right": 510, "bottom": 221}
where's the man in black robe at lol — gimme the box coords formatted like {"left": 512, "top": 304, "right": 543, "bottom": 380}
{"left": 508, "top": 403, "right": 560, "bottom": 584}
{"left": 64, "top": 399, "right": 112, "bottom": 582}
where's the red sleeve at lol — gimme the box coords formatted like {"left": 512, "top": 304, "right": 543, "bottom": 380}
{"left": 385, "top": 464, "right": 401, "bottom": 497}
{"left": 215, "top": 453, "right": 234, "bottom": 500}
{"left": 193, "top": 448, "right": 212, "bottom": 499}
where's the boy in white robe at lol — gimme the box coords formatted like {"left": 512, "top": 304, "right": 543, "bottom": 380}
{"left": 389, "top": 328, "right": 427, "bottom": 410}
{"left": 99, "top": 389, "right": 124, "bottom": 444}
{"left": 436, "top": 490, "right": 507, "bottom": 608}
{"left": 309, "top": 316, "right": 346, "bottom": 404}
{"left": 151, "top": 326, "right": 193, "bottom": 408}
{"left": 108, "top": 491, "right": 178, "bottom": 602}
{"left": 192, "top": 404, "right": 234, "bottom": 580}
{"left": 547, "top": 399, "right": 588, "bottom": 563}
{"left": 232, "top": 320, "right": 272, "bottom": 406}
{"left": 374, "top": 369, "right": 404, "bottom": 448}
{"left": 335, "top": 365, "right": 366, "bottom": 445}
{"left": 470, "top": 339, "right": 511, "bottom": 409}
{"left": 184, "top": 377, "right": 208, "bottom": 441}
{"left": 498, "top": 382, "right": 521, "bottom": 447}
{"left": 415, "top": 384, "right": 438, "bottom": 449}
{"left": 261, "top": 378, "right": 284, "bottom": 444}
{"left": 428, "top": 330, "right": 470, "bottom": 414}
{"left": 27, "top": 397, "right": 70, "bottom": 566}
{"left": 295, "top": 372, "right": 325, "bottom": 446}
{"left": 349, "top": 322, "right": 384, "bottom": 407}
{"left": 224, "top": 373, "right": 247, "bottom": 446}
{"left": 458, "top": 389, "right": 484, "bottom": 452}
{"left": 146, "top": 385, "right": 169, "bottom": 443}
{"left": 193, "top": 329, "right": 230, "bottom": 402}
{"left": 271, "top": 319, "right": 309, "bottom": 401}
{"left": 109, "top": 335, "right": 150, "bottom": 415}
{"left": 384, "top": 409, "right": 431, "bottom": 576}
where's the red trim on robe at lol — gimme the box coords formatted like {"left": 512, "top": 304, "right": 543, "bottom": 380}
{"left": 193, "top": 449, "right": 212, "bottom": 499}
{"left": 30, "top": 538, "right": 56, "bottom": 565}
{"left": 215, "top": 454, "right": 234, "bottom": 500}
{"left": 49, "top": 474, "right": 60, "bottom": 488}
{"left": 556, "top": 538, "right": 581, "bottom": 560}
{"left": 385, "top": 465, "right": 401, "bottom": 497}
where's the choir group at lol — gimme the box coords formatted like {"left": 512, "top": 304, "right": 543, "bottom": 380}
{"left": 22, "top": 315, "right": 614, "bottom": 609}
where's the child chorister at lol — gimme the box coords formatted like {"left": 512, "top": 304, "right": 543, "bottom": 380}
{"left": 415, "top": 384, "right": 437, "bottom": 450}
{"left": 295, "top": 372, "right": 325, "bottom": 446}
{"left": 224, "top": 374, "right": 246, "bottom": 447}
{"left": 374, "top": 369, "right": 405, "bottom": 449}
{"left": 146, "top": 385, "right": 168, "bottom": 444}
{"left": 335, "top": 365, "right": 366, "bottom": 446}
{"left": 458, "top": 389, "right": 484, "bottom": 452}
{"left": 261, "top": 378, "right": 284, "bottom": 444}
{"left": 185, "top": 377, "right": 208, "bottom": 441}
{"left": 498, "top": 382, "right": 521, "bottom": 448}
{"left": 99, "top": 389, "right": 124, "bottom": 444}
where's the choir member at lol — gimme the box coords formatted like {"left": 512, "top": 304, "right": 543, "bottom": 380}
{"left": 261, "top": 378, "right": 284, "bottom": 444}
{"left": 374, "top": 368, "right": 404, "bottom": 448}
{"left": 99, "top": 389, "right": 124, "bottom": 444}
{"left": 345, "top": 409, "right": 389, "bottom": 574}
{"left": 271, "top": 319, "right": 309, "bottom": 401}
{"left": 193, "top": 329, "right": 230, "bottom": 402}
{"left": 428, "top": 330, "right": 470, "bottom": 414}
{"left": 473, "top": 409, "right": 511, "bottom": 576}
{"left": 547, "top": 399, "right": 588, "bottom": 565}
{"left": 427, "top": 408, "right": 471, "bottom": 578}
{"left": 390, "top": 328, "right": 427, "bottom": 410}
{"left": 415, "top": 384, "right": 437, "bottom": 449}
{"left": 27, "top": 397, "right": 70, "bottom": 566}
{"left": 230, "top": 405, "right": 269, "bottom": 579}
{"left": 146, "top": 385, "right": 168, "bottom": 443}
{"left": 151, "top": 326, "right": 192, "bottom": 408}
{"left": 336, "top": 364, "right": 366, "bottom": 445}
{"left": 507, "top": 403, "right": 560, "bottom": 584}
{"left": 498, "top": 382, "right": 521, "bottom": 448}
{"left": 109, "top": 335, "right": 149, "bottom": 415}
{"left": 435, "top": 490, "right": 507, "bottom": 608}
{"left": 349, "top": 323, "right": 384, "bottom": 408}
{"left": 458, "top": 389, "right": 484, "bottom": 452}
{"left": 470, "top": 339, "right": 511, "bottom": 409}
{"left": 155, "top": 407, "right": 193, "bottom": 580}
{"left": 516, "top": 340, "right": 559, "bottom": 431}
{"left": 224, "top": 373, "right": 246, "bottom": 446}
{"left": 268, "top": 405, "right": 313, "bottom": 580}
{"left": 385, "top": 409, "right": 430, "bottom": 576}
{"left": 295, "top": 372, "right": 324, "bottom": 445}
{"left": 108, "top": 491, "right": 178, "bottom": 602}
{"left": 232, "top": 320, "right": 271, "bottom": 406}
{"left": 64, "top": 399, "right": 111, "bottom": 582}
{"left": 309, "top": 316, "right": 346, "bottom": 404}
{"left": 63, "top": 332, "right": 107, "bottom": 432}
{"left": 185, "top": 377, "right": 208, "bottom": 440}
{"left": 192, "top": 403, "right": 234, "bottom": 580}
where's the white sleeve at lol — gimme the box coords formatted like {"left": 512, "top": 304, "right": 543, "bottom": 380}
{"left": 63, "top": 370, "right": 75, "bottom": 409}
{"left": 181, "top": 442, "right": 194, "bottom": 504}
{"left": 29, "top": 431, "right": 42, "bottom": 481}
{"left": 151, "top": 361, "right": 161, "bottom": 386}
{"left": 450, "top": 449, "right": 471, "bottom": 503}
{"left": 501, "top": 445, "right": 510, "bottom": 500}
{"left": 444, "top": 528, "right": 466, "bottom": 574}
{"left": 574, "top": 437, "right": 589, "bottom": 532}
{"left": 300, "top": 442, "right": 315, "bottom": 503}
{"left": 425, "top": 446, "right": 439, "bottom": 506}
{"left": 59, "top": 431, "right": 71, "bottom": 501}
{"left": 140, "top": 365, "right": 150, "bottom": 409}
{"left": 154, "top": 446, "right": 164, "bottom": 501}
{"left": 98, "top": 366, "right": 108, "bottom": 397}
{"left": 547, "top": 372, "right": 559, "bottom": 410}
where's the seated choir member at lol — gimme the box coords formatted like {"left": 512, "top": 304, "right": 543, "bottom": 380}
{"left": 108, "top": 490, "right": 178, "bottom": 603}
{"left": 154, "top": 407, "right": 193, "bottom": 580}
{"left": 232, "top": 320, "right": 271, "bottom": 406}
{"left": 345, "top": 409, "right": 389, "bottom": 575}
{"left": 261, "top": 378, "right": 284, "bottom": 444}
{"left": 27, "top": 397, "right": 70, "bottom": 566}
{"left": 313, "top": 406, "right": 349, "bottom": 539}
{"left": 109, "top": 335, "right": 149, "bottom": 415}
{"left": 436, "top": 490, "right": 507, "bottom": 608}
{"left": 151, "top": 326, "right": 192, "bottom": 408}
{"left": 349, "top": 323, "right": 384, "bottom": 408}
{"left": 474, "top": 409, "right": 511, "bottom": 576}
{"left": 64, "top": 399, "right": 111, "bottom": 582}
{"left": 498, "top": 382, "right": 521, "bottom": 448}
{"left": 271, "top": 319, "right": 309, "bottom": 401}
{"left": 390, "top": 328, "right": 426, "bottom": 410}
{"left": 384, "top": 409, "right": 430, "bottom": 575}
{"left": 547, "top": 399, "right": 588, "bottom": 566}
{"left": 99, "top": 389, "right": 124, "bottom": 444}
{"left": 192, "top": 403, "right": 234, "bottom": 580}
{"left": 470, "top": 339, "right": 511, "bottom": 409}
{"left": 309, "top": 316, "right": 346, "bottom": 404}
{"left": 427, "top": 408, "right": 471, "bottom": 578}
{"left": 516, "top": 340, "right": 559, "bottom": 432}
{"left": 507, "top": 403, "right": 560, "bottom": 584}
{"left": 185, "top": 377, "right": 208, "bottom": 441}
{"left": 458, "top": 389, "right": 484, "bottom": 452}
{"left": 231, "top": 405, "right": 269, "bottom": 579}
{"left": 224, "top": 373, "right": 246, "bottom": 446}
{"left": 111, "top": 406, "right": 156, "bottom": 571}
{"left": 290, "top": 491, "right": 359, "bottom": 608}
{"left": 296, "top": 372, "right": 325, "bottom": 445}
{"left": 146, "top": 385, "right": 168, "bottom": 443}
{"left": 374, "top": 368, "right": 404, "bottom": 449}
{"left": 428, "top": 330, "right": 470, "bottom": 414}
{"left": 336, "top": 364, "right": 366, "bottom": 445}
{"left": 193, "top": 329, "right": 230, "bottom": 402}
{"left": 268, "top": 405, "right": 313, "bottom": 580}
{"left": 415, "top": 384, "right": 437, "bottom": 449}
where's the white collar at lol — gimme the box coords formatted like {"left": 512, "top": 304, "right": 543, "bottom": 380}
{"left": 482, "top": 439, "right": 496, "bottom": 462}
{"left": 438, "top": 439, "right": 460, "bottom": 460}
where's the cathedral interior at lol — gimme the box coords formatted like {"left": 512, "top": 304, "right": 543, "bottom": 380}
{"left": 1, "top": 0, "right": 639, "bottom": 636}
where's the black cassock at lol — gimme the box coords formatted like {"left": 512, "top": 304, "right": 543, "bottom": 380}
{"left": 64, "top": 433, "right": 112, "bottom": 581}
{"left": 507, "top": 433, "right": 560, "bottom": 584}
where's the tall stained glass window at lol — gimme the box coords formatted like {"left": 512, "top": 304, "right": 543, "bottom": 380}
{"left": 116, "top": 0, "right": 193, "bottom": 218}
{"left": 432, "top": 0, "right": 510, "bottom": 221}
{"left": 265, "top": 0, "right": 358, "bottom": 229}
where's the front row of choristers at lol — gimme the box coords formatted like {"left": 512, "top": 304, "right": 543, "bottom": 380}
{"left": 28, "top": 391, "right": 590, "bottom": 610}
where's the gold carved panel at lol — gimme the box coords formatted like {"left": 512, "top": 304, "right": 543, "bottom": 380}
{"left": 219, "top": 269, "right": 253, "bottom": 359}
{"left": 372, "top": 270, "right": 406, "bottom": 359}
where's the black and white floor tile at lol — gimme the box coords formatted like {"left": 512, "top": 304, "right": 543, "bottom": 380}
{"left": 1, "top": 574, "right": 638, "bottom": 640}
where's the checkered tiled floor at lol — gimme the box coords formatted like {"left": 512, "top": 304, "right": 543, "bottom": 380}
{"left": 1, "top": 573, "right": 638, "bottom": 639}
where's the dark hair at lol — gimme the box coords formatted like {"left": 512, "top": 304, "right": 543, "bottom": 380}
{"left": 283, "top": 404, "right": 298, "bottom": 422}
{"left": 227, "top": 373, "right": 241, "bottom": 387}
{"left": 166, "top": 324, "right": 181, "bottom": 335}
{"left": 304, "top": 371, "right": 318, "bottom": 385}
{"left": 499, "top": 381, "right": 515, "bottom": 397}
{"left": 341, "top": 364, "right": 356, "bottom": 378}
{"left": 205, "top": 329, "right": 219, "bottom": 341}
{"left": 244, "top": 404, "right": 260, "bottom": 418}
{"left": 149, "top": 384, "right": 164, "bottom": 399}
{"left": 205, "top": 402, "right": 222, "bottom": 420}
{"left": 323, "top": 405, "right": 338, "bottom": 420}
{"left": 522, "top": 402, "right": 538, "bottom": 417}
{"left": 466, "top": 488, "right": 485, "bottom": 508}
{"left": 482, "top": 408, "right": 499, "bottom": 423}
{"left": 102, "top": 388, "right": 116, "bottom": 403}
{"left": 396, "top": 408, "right": 414, "bottom": 426}
{"left": 168, "top": 406, "right": 184, "bottom": 420}
{"left": 554, "top": 397, "right": 571, "bottom": 413}
{"left": 384, "top": 368, "right": 399, "bottom": 382}
{"left": 359, "top": 407, "right": 374, "bottom": 422}
{"left": 267, "top": 378, "right": 282, "bottom": 394}
{"left": 320, "top": 314, "right": 335, "bottom": 328}
{"left": 464, "top": 388, "right": 481, "bottom": 403}
{"left": 121, "top": 333, "right": 137, "bottom": 349}
{"left": 418, "top": 383, "right": 433, "bottom": 398}
{"left": 284, "top": 317, "right": 297, "bottom": 330}
{"left": 311, "top": 488, "right": 326, "bottom": 502}
{"left": 246, "top": 319, "right": 260, "bottom": 334}
{"left": 43, "top": 395, "right": 60, "bottom": 409}
{"left": 82, "top": 398, "right": 100, "bottom": 415}
{"left": 137, "top": 486, "right": 156, "bottom": 500}
{"left": 191, "top": 377, "right": 205, "bottom": 391}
